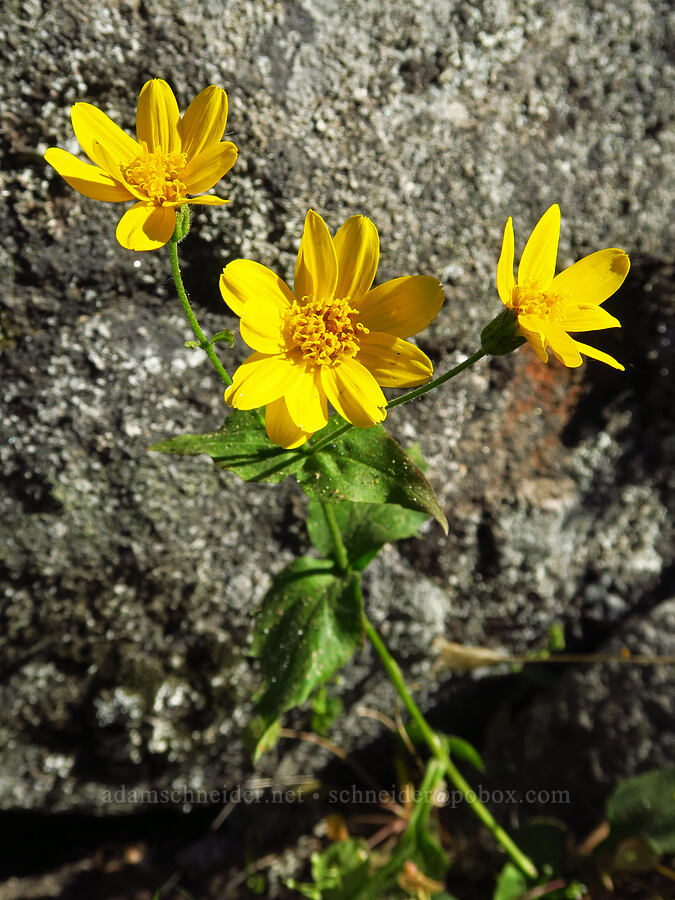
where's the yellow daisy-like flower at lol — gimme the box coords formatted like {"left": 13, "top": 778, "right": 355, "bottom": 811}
{"left": 497, "top": 204, "right": 630, "bottom": 370}
{"left": 44, "top": 79, "right": 238, "bottom": 251}
{"left": 221, "top": 210, "right": 444, "bottom": 449}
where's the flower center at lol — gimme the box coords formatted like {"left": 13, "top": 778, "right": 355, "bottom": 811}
{"left": 512, "top": 284, "right": 564, "bottom": 323}
{"left": 285, "top": 295, "right": 368, "bottom": 367}
{"left": 120, "top": 142, "right": 188, "bottom": 205}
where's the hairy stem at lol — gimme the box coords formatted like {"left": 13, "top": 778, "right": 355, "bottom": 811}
{"left": 307, "top": 347, "right": 486, "bottom": 456}
{"left": 362, "top": 610, "right": 538, "bottom": 880}
{"left": 168, "top": 222, "right": 232, "bottom": 387}
{"left": 320, "top": 502, "right": 350, "bottom": 573}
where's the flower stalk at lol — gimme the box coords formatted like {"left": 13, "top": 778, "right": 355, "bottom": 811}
{"left": 168, "top": 216, "right": 232, "bottom": 387}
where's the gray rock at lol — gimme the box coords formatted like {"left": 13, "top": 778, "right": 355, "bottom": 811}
{"left": 1, "top": 0, "right": 673, "bottom": 829}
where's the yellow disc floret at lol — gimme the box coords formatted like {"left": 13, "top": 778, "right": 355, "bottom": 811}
{"left": 285, "top": 295, "right": 369, "bottom": 367}
{"left": 511, "top": 284, "right": 565, "bottom": 324}
{"left": 121, "top": 142, "right": 188, "bottom": 205}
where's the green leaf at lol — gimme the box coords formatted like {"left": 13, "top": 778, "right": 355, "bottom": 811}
{"left": 310, "top": 684, "right": 343, "bottom": 736}
{"left": 149, "top": 410, "right": 307, "bottom": 484}
{"left": 445, "top": 736, "right": 485, "bottom": 773}
{"left": 247, "top": 716, "right": 282, "bottom": 765}
{"left": 606, "top": 766, "right": 675, "bottom": 855}
{"left": 287, "top": 838, "right": 371, "bottom": 900}
{"left": 251, "top": 558, "right": 363, "bottom": 728}
{"left": 494, "top": 862, "right": 528, "bottom": 900}
{"left": 210, "top": 329, "right": 235, "bottom": 346}
{"left": 299, "top": 423, "right": 448, "bottom": 532}
{"left": 306, "top": 499, "right": 429, "bottom": 571}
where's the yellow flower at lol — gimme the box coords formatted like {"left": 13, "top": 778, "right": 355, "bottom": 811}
{"left": 221, "top": 210, "right": 443, "bottom": 448}
{"left": 44, "top": 79, "right": 238, "bottom": 251}
{"left": 497, "top": 204, "right": 630, "bottom": 370}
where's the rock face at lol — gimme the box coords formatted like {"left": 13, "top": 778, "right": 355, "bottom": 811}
{"left": 1, "top": 0, "right": 672, "bottom": 834}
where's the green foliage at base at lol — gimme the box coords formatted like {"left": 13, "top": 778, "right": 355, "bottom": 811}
{"left": 250, "top": 557, "right": 363, "bottom": 757}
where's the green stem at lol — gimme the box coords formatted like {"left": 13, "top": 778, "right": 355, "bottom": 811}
{"left": 306, "top": 347, "right": 486, "bottom": 456}
{"left": 362, "top": 610, "right": 538, "bottom": 880}
{"left": 320, "top": 502, "right": 350, "bottom": 573}
{"left": 386, "top": 347, "right": 486, "bottom": 409}
{"left": 167, "top": 232, "right": 233, "bottom": 388}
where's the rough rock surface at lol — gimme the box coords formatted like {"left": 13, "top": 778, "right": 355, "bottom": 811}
{"left": 1, "top": 0, "right": 673, "bottom": 861}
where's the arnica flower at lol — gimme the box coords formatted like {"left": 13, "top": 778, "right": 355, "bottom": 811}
{"left": 44, "top": 79, "right": 237, "bottom": 251}
{"left": 497, "top": 204, "right": 630, "bottom": 370}
{"left": 221, "top": 210, "right": 443, "bottom": 448}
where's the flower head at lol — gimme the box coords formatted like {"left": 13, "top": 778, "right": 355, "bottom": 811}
{"left": 497, "top": 204, "right": 630, "bottom": 370}
{"left": 221, "top": 210, "right": 443, "bottom": 448}
{"left": 44, "top": 79, "right": 238, "bottom": 251}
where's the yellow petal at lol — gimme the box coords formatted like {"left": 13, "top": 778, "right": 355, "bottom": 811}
{"left": 182, "top": 195, "right": 229, "bottom": 205}
{"left": 544, "top": 325, "right": 583, "bottom": 368}
{"left": 115, "top": 202, "right": 176, "bottom": 251}
{"left": 178, "top": 85, "right": 229, "bottom": 159}
{"left": 357, "top": 332, "right": 433, "bottom": 387}
{"left": 497, "top": 216, "right": 515, "bottom": 305}
{"left": 574, "top": 339, "right": 625, "bottom": 371}
{"left": 551, "top": 249, "right": 630, "bottom": 306}
{"left": 518, "top": 204, "right": 560, "bottom": 289}
{"left": 182, "top": 141, "right": 238, "bottom": 194}
{"left": 294, "top": 209, "right": 338, "bottom": 301}
{"left": 320, "top": 357, "right": 386, "bottom": 427}
{"left": 162, "top": 195, "right": 230, "bottom": 209}
{"left": 356, "top": 275, "right": 443, "bottom": 338}
{"left": 44, "top": 148, "right": 131, "bottom": 202}
{"left": 265, "top": 397, "right": 310, "bottom": 449}
{"left": 517, "top": 314, "right": 549, "bottom": 363}
{"left": 225, "top": 352, "right": 302, "bottom": 410}
{"left": 333, "top": 215, "right": 379, "bottom": 302}
{"left": 71, "top": 102, "right": 140, "bottom": 169}
{"left": 285, "top": 369, "right": 329, "bottom": 432}
{"left": 558, "top": 305, "right": 621, "bottom": 332}
{"left": 135, "top": 79, "right": 180, "bottom": 154}
{"left": 220, "top": 259, "right": 296, "bottom": 318}
{"left": 240, "top": 296, "right": 288, "bottom": 353}
{"left": 92, "top": 140, "right": 146, "bottom": 199}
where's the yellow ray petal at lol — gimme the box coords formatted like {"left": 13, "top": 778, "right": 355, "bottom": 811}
{"left": 163, "top": 196, "right": 230, "bottom": 208}
{"left": 285, "top": 369, "right": 328, "bottom": 433}
{"left": 44, "top": 148, "right": 131, "bottom": 202}
{"left": 136, "top": 79, "right": 180, "bottom": 154}
{"left": 182, "top": 141, "right": 238, "bottom": 194}
{"left": 544, "top": 325, "right": 583, "bottom": 368}
{"left": 333, "top": 215, "right": 379, "bottom": 302}
{"left": 552, "top": 248, "right": 630, "bottom": 306}
{"left": 558, "top": 305, "right": 621, "bottom": 332}
{"left": 71, "top": 102, "right": 140, "bottom": 169}
{"left": 518, "top": 204, "right": 560, "bottom": 289}
{"left": 294, "top": 209, "right": 338, "bottom": 301}
{"left": 220, "top": 259, "right": 296, "bottom": 318}
{"left": 517, "top": 313, "right": 549, "bottom": 363}
{"left": 240, "top": 296, "right": 288, "bottom": 353}
{"left": 357, "top": 332, "right": 433, "bottom": 387}
{"left": 93, "top": 140, "right": 147, "bottom": 199}
{"left": 178, "top": 85, "right": 229, "bottom": 160}
{"left": 115, "top": 202, "right": 176, "bottom": 251}
{"left": 356, "top": 275, "right": 443, "bottom": 339}
{"left": 265, "top": 397, "right": 310, "bottom": 448}
{"left": 225, "top": 352, "right": 302, "bottom": 410}
{"left": 574, "top": 339, "right": 625, "bottom": 371}
{"left": 320, "top": 357, "right": 386, "bottom": 427}
{"left": 497, "top": 216, "right": 516, "bottom": 305}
